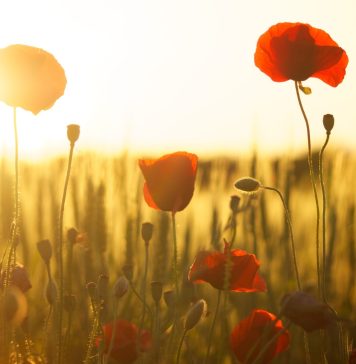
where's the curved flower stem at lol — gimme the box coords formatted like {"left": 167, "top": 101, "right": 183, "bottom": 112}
{"left": 295, "top": 81, "right": 321, "bottom": 296}
{"left": 204, "top": 289, "right": 221, "bottom": 364}
{"left": 104, "top": 299, "right": 118, "bottom": 364}
{"left": 128, "top": 280, "right": 153, "bottom": 318}
{"left": 171, "top": 212, "right": 179, "bottom": 297}
{"left": 261, "top": 185, "right": 301, "bottom": 290}
{"left": 57, "top": 142, "right": 75, "bottom": 364}
{"left": 175, "top": 329, "right": 187, "bottom": 364}
{"left": 319, "top": 132, "right": 330, "bottom": 303}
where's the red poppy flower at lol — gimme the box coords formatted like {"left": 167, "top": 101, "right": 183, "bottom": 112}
{"left": 139, "top": 152, "right": 198, "bottom": 213}
{"left": 99, "top": 319, "right": 151, "bottom": 363}
{"left": 188, "top": 243, "right": 266, "bottom": 292}
{"left": 230, "top": 309, "right": 290, "bottom": 364}
{"left": 0, "top": 44, "right": 66, "bottom": 114}
{"left": 255, "top": 22, "right": 348, "bottom": 87}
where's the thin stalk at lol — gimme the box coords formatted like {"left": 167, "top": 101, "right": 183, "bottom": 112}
{"left": 176, "top": 329, "right": 187, "bottom": 364}
{"left": 57, "top": 143, "right": 75, "bottom": 364}
{"left": 295, "top": 81, "right": 321, "bottom": 296}
{"left": 319, "top": 132, "right": 330, "bottom": 302}
{"left": 204, "top": 290, "right": 221, "bottom": 364}
{"left": 84, "top": 297, "right": 100, "bottom": 364}
{"left": 128, "top": 280, "right": 153, "bottom": 318}
{"left": 171, "top": 212, "right": 179, "bottom": 297}
{"left": 261, "top": 186, "right": 301, "bottom": 290}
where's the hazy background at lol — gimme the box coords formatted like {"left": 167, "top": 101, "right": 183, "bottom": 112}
{"left": 0, "top": 0, "right": 355, "bottom": 160}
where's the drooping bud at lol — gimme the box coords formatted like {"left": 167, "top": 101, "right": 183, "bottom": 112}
{"left": 122, "top": 264, "right": 133, "bottom": 281}
{"left": 67, "top": 228, "right": 79, "bottom": 245}
{"left": 63, "top": 294, "right": 76, "bottom": 312}
{"left": 67, "top": 124, "right": 80, "bottom": 145}
{"left": 280, "top": 291, "right": 336, "bottom": 332}
{"left": 151, "top": 281, "right": 163, "bottom": 304}
{"left": 37, "top": 239, "right": 52, "bottom": 264}
{"left": 184, "top": 299, "right": 207, "bottom": 331}
{"left": 229, "top": 195, "right": 241, "bottom": 213}
{"left": 323, "top": 114, "right": 334, "bottom": 133}
{"left": 163, "top": 290, "right": 175, "bottom": 308}
{"left": 141, "top": 222, "right": 154, "bottom": 244}
{"left": 113, "top": 276, "right": 129, "bottom": 299}
{"left": 234, "top": 177, "right": 261, "bottom": 193}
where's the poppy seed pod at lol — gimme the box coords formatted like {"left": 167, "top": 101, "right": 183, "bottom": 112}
{"left": 113, "top": 276, "right": 129, "bottom": 299}
{"left": 230, "top": 195, "right": 241, "bottom": 213}
{"left": 151, "top": 281, "right": 163, "bottom": 304}
{"left": 36, "top": 239, "right": 52, "bottom": 264}
{"left": 67, "top": 124, "right": 80, "bottom": 145}
{"left": 323, "top": 114, "right": 335, "bottom": 133}
{"left": 184, "top": 299, "right": 207, "bottom": 331}
{"left": 234, "top": 177, "right": 261, "bottom": 193}
{"left": 141, "top": 222, "right": 154, "bottom": 243}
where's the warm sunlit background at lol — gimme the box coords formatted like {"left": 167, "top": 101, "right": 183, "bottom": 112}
{"left": 0, "top": 0, "right": 355, "bottom": 160}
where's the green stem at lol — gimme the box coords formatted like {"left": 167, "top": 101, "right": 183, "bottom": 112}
{"left": 319, "top": 132, "right": 330, "bottom": 302}
{"left": 295, "top": 81, "right": 321, "bottom": 296}
{"left": 171, "top": 212, "right": 179, "bottom": 297}
{"left": 57, "top": 143, "right": 75, "bottom": 364}
{"left": 176, "top": 329, "right": 187, "bottom": 364}
{"left": 261, "top": 186, "right": 301, "bottom": 290}
{"left": 204, "top": 290, "right": 221, "bottom": 364}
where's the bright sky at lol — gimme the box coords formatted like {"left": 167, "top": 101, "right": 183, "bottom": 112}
{"left": 0, "top": 0, "right": 355, "bottom": 160}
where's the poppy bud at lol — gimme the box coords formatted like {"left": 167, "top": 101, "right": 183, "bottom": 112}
{"left": 141, "top": 222, "right": 154, "bottom": 243}
{"left": 37, "top": 239, "right": 52, "bottom": 264}
{"left": 67, "top": 228, "right": 79, "bottom": 245}
{"left": 184, "top": 299, "right": 207, "bottom": 331}
{"left": 46, "top": 279, "right": 57, "bottom": 305}
{"left": 67, "top": 124, "right": 80, "bottom": 145}
{"left": 151, "top": 281, "right": 163, "bottom": 304}
{"left": 229, "top": 195, "right": 241, "bottom": 213}
{"left": 163, "top": 290, "right": 175, "bottom": 308}
{"left": 113, "top": 276, "right": 129, "bottom": 299}
{"left": 281, "top": 291, "right": 336, "bottom": 332}
{"left": 63, "top": 294, "right": 76, "bottom": 312}
{"left": 122, "top": 264, "right": 133, "bottom": 281}
{"left": 323, "top": 114, "right": 334, "bottom": 133}
{"left": 234, "top": 177, "right": 261, "bottom": 193}
{"left": 1, "top": 263, "right": 32, "bottom": 293}
{"left": 86, "top": 282, "right": 97, "bottom": 299}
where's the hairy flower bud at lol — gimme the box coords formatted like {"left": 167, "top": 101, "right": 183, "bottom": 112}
{"left": 323, "top": 114, "right": 334, "bottom": 133}
{"left": 113, "top": 276, "right": 129, "bottom": 299}
{"left": 234, "top": 177, "right": 261, "bottom": 193}
{"left": 67, "top": 124, "right": 80, "bottom": 145}
{"left": 141, "top": 222, "right": 154, "bottom": 243}
{"left": 230, "top": 195, "right": 241, "bottom": 213}
{"left": 67, "top": 228, "right": 79, "bottom": 245}
{"left": 184, "top": 299, "right": 207, "bottom": 331}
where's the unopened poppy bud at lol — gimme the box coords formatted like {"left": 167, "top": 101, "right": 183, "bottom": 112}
{"left": 122, "top": 264, "right": 133, "bottom": 281}
{"left": 141, "top": 222, "right": 154, "bottom": 243}
{"left": 184, "top": 299, "right": 207, "bottom": 331}
{"left": 234, "top": 177, "right": 261, "bottom": 193}
{"left": 37, "top": 239, "right": 52, "bottom": 264}
{"left": 113, "top": 276, "right": 129, "bottom": 299}
{"left": 86, "top": 282, "right": 97, "bottom": 299}
{"left": 63, "top": 294, "right": 76, "bottom": 312}
{"left": 230, "top": 195, "right": 241, "bottom": 213}
{"left": 46, "top": 279, "right": 57, "bottom": 305}
{"left": 151, "top": 281, "right": 163, "bottom": 304}
{"left": 67, "top": 228, "right": 79, "bottom": 245}
{"left": 281, "top": 291, "right": 336, "bottom": 332}
{"left": 163, "top": 290, "right": 175, "bottom": 308}
{"left": 323, "top": 114, "right": 334, "bottom": 133}
{"left": 67, "top": 124, "right": 80, "bottom": 145}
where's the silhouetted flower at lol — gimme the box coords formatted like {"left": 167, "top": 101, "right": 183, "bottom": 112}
{"left": 230, "top": 309, "right": 289, "bottom": 364}
{"left": 255, "top": 22, "right": 348, "bottom": 87}
{"left": 0, "top": 44, "right": 66, "bottom": 114}
{"left": 188, "top": 243, "right": 266, "bottom": 292}
{"left": 139, "top": 152, "right": 198, "bottom": 213}
{"left": 280, "top": 291, "right": 336, "bottom": 332}
{"left": 99, "top": 319, "right": 151, "bottom": 363}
